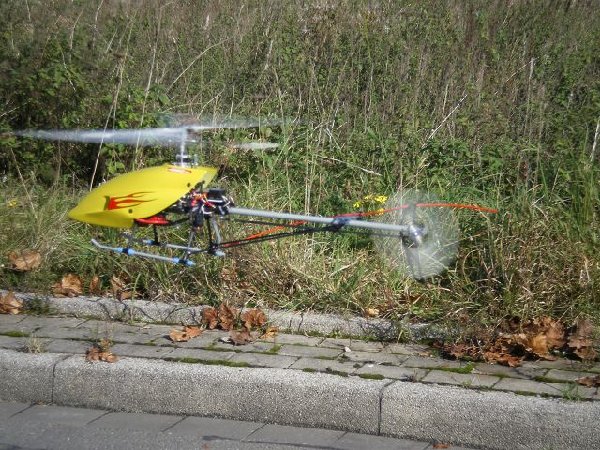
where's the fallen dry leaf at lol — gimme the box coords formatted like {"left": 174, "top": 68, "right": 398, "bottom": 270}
{"left": 364, "top": 307, "right": 380, "bottom": 318}
{"left": 259, "top": 326, "right": 279, "bottom": 340}
{"left": 576, "top": 375, "right": 600, "bottom": 387}
{"left": 8, "top": 249, "right": 41, "bottom": 271}
{"left": 202, "top": 307, "right": 219, "bottom": 329}
{"left": 513, "top": 332, "right": 555, "bottom": 361}
{"left": 169, "top": 326, "right": 203, "bottom": 342}
{"left": 85, "top": 346, "right": 118, "bottom": 363}
{"left": 510, "top": 316, "right": 566, "bottom": 360}
{"left": 218, "top": 304, "right": 238, "bottom": 331}
{"left": 432, "top": 444, "right": 450, "bottom": 449}
{"left": 229, "top": 329, "right": 255, "bottom": 346}
{"left": 543, "top": 318, "right": 566, "bottom": 349}
{"left": 52, "top": 274, "right": 83, "bottom": 297}
{"left": 241, "top": 308, "right": 267, "bottom": 330}
{"left": 111, "top": 275, "right": 132, "bottom": 300}
{"left": 483, "top": 338, "right": 524, "bottom": 367}
{"left": 442, "top": 342, "right": 481, "bottom": 361}
{"left": 88, "top": 275, "right": 101, "bottom": 296}
{"left": 567, "top": 318, "right": 597, "bottom": 361}
{"left": 0, "top": 291, "right": 23, "bottom": 315}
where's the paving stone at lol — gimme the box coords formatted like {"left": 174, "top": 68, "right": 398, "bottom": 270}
{"left": 44, "top": 338, "right": 91, "bottom": 354}
{"left": 278, "top": 344, "right": 342, "bottom": 359}
{"left": 136, "top": 323, "right": 179, "bottom": 337}
{"left": 168, "top": 416, "right": 263, "bottom": 439}
{"left": 0, "top": 315, "right": 25, "bottom": 327}
{"left": 332, "top": 432, "right": 429, "bottom": 450}
{"left": 0, "top": 335, "right": 27, "bottom": 351}
{"left": 382, "top": 343, "right": 430, "bottom": 355}
{"left": 338, "top": 350, "right": 404, "bottom": 365}
{"left": 169, "top": 330, "right": 225, "bottom": 348}
{"left": 492, "top": 378, "right": 566, "bottom": 397}
{"left": 211, "top": 340, "right": 277, "bottom": 353}
{"left": 147, "top": 336, "right": 179, "bottom": 347}
{"left": 92, "top": 322, "right": 176, "bottom": 344}
{"left": 33, "top": 321, "right": 96, "bottom": 340}
{"left": 259, "top": 333, "right": 324, "bottom": 347}
{"left": 545, "top": 369, "right": 600, "bottom": 382}
{"left": 89, "top": 411, "right": 182, "bottom": 431}
{"left": 18, "top": 316, "right": 86, "bottom": 332}
{"left": 421, "top": 370, "right": 500, "bottom": 388}
{"left": 587, "top": 366, "right": 600, "bottom": 374}
{"left": 520, "top": 359, "right": 590, "bottom": 371}
{"left": 13, "top": 404, "right": 106, "bottom": 426}
{"left": 355, "top": 364, "right": 428, "bottom": 381}
{"left": 110, "top": 343, "right": 175, "bottom": 359}
{"left": 473, "top": 363, "right": 530, "bottom": 379}
{"left": 320, "top": 338, "right": 384, "bottom": 352}
{"left": 512, "top": 365, "right": 548, "bottom": 380}
{"left": 402, "top": 356, "right": 464, "bottom": 369}
{"left": 229, "top": 352, "right": 297, "bottom": 369}
{"left": 168, "top": 347, "right": 234, "bottom": 362}
{"left": 246, "top": 423, "right": 345, "bottom": 446}
{"left": 290, "top": 357, "right": 358, "bottom": 375}
{"left": 147, "top": 328, "right": 225, "bottom": 348}
{"left": 75, "top": 320, "right": 145, "bottom": 341}
{"left": 103, "top": 332, "right": 153, "bottom": 345}
{"left": 546, "top": 383, "right": 597, "bottom": 400}
{"left": 0, "top": 402, "right": 30, "bottom": 420}
{"left": 0, "top": 324, "right": 34, "bottom": 337}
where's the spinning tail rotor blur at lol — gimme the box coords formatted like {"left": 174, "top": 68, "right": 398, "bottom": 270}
{"left": 373, "top": 190, "right": 461, "bottom": 279}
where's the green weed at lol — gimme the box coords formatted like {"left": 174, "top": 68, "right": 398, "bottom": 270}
{"left": 1, "top": 330, "right": 30, "bottom": 338}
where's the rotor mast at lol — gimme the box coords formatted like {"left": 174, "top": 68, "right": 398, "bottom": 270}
{"left": 174, "top": 128, "right": 199, "bottom": 167}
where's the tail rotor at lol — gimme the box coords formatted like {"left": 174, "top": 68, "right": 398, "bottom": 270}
{"left": 373, "top": 190, "right": 460, "bottom": 279}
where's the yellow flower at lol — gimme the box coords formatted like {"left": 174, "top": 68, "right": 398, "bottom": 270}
{"left": 354, "top": 194, "right": 388, "bottom": 210}
{"left": 7, "top": 199, "right": 18, "bottom": 208}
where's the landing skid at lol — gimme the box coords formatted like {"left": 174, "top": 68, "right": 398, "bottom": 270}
{"left": 91, "top": 239, "right": 197, "bottom": 266}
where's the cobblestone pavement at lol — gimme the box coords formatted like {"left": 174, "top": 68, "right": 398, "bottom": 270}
{"left": 0, "top": 401, "right": 473, "bottom": 450}
{"left": 1, "top": 313, "right": 599, "bottom": 401}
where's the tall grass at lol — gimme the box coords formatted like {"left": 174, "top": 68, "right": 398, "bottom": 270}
{"left": 0, "top": 1, "right": 599, "bottom": 326}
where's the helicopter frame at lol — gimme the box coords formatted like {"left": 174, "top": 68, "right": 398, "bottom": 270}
{"left": 90, "top": 186, "right": 416, "bottom": 267}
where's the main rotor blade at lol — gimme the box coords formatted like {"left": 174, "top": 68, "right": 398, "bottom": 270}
{"left": 14, "top": 128, "right": 188, "bottom": 146}
{"left": 229, "top": 142, "right": 279, "bottom": 150}
{"left": 187, "top": 115, "right": 288, "bottom": 131}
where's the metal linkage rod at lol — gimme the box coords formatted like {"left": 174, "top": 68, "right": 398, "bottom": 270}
{"left": 228, "top": 207, "right": 409, "bottom": 234}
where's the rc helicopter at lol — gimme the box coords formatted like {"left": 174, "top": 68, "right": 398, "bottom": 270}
{"left": 12, "top": 117, "right": 497, "bottom": 279}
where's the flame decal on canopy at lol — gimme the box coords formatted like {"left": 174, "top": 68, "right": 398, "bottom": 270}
{"left": 104, "top": 192, "right": 156, "bottom": 211}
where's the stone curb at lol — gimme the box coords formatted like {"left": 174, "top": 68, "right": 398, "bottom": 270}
{"left": 9, "top": 291, "right": 449, "bottom": 340}
{"left": 1, "top": 348, "right": 599, "bottom": 449}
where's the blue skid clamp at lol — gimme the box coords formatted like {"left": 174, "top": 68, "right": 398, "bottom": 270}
{"left": 91, "top": 239, "right": 195, "bottom": 266}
